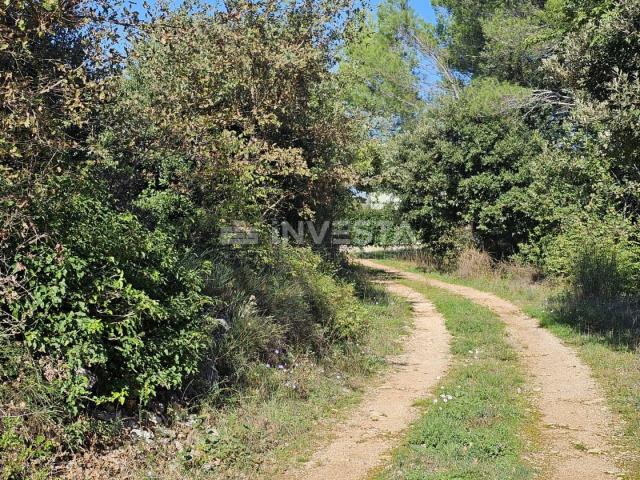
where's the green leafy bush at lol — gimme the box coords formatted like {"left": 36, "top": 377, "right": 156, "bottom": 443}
{"left": 540, "top": 216, "right": 640, "bottom": 293}
{"left": 232, "top": 245, "right": 368, "bottom": 348}
{"left": 4, "top": 178, "right": 218, "bottom": 409}
{"left": 395, "top": 78, "right": 544, "bottom": 257}
{"left": 1, "top": 418, "right": 56, "bottom": 480}
{"left": 571, "top": 245, "right": 635, "bottom": 300}
{"left": 547, "top": 223, "right": 640, "bottom": 344}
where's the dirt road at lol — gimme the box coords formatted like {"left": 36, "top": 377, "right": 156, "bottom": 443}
{"left": 359, "top": 259, "right": 622, "bottom": 480}
{"left": 283, "top": 278, "right": 451, "bottom": 480}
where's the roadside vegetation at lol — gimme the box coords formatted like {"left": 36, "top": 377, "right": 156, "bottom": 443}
{"left": 2, "top": 258, "right": 413, "bottom": 478}
{"left": 0, "top": 0, "right": 414, "bottom": 477}
{"left": 374, "top": 278, "right": 536, "bottom": 480}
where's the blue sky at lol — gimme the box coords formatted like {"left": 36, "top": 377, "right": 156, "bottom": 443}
{"left": 129, "top": 0, "right": 437, "bottom": 25}
{"left": 373, "top": 0, "right": 437, "bottom": 25}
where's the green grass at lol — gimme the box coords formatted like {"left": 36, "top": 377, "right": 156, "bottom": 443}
{"left": 370, "top": 256, "right": 640, "bottom": 477}
{"left": 375, "top": 280, "right": 536, "bottom": 480}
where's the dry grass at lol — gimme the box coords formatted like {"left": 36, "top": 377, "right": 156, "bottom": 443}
{"left": 455, "top": 247, "right": 494, "bottom": 279}
{"left": 358, "top": 247, "right": 540, "bottom": 289}
{"left": 454, "top": 248, "right": 540, "bottom": 287}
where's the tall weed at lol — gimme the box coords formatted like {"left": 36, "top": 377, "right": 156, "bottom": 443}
{"left": 552, "top": 244, "right": 640, "bottom": 347}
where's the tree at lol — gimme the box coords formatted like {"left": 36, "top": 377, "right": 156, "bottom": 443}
{"left": 2, "top": 0, "right": 369, "bottom": 413}
{"left": 385, "top": 0, "right": 640, "bottom": 307}
{"left": 98, "top": 0, "right": 364, "bottom": 245}
{"left": 396, "top": 79, "right": 545, "bottom": 257}
{"left": 340, "top": 0, "right": 426, "bottom": 135}
{"left": 433, "top": 0, "right": 552, "bottom": 86}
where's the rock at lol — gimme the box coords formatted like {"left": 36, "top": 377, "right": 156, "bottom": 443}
{"left": 131, "top": 428, "right": 154, "bottom": 441}
{"left": 147, "top": 413, "right": 162, "bottom": 425}
{"left": 155, "top": 427, "right": 177, "bottom": 439}
{"left": 369, "top": 410, "right": 386, "bottom": 420}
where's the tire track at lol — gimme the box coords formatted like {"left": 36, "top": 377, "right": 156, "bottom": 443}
{"left": 283, "top": 276, "right": 451, "bottom": 480}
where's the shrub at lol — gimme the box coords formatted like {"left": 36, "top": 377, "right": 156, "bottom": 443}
{"left": 213, "top": 293, "right": 286, "bottom": 385}
{"left": 0, "top": 418, "right": 56, "bottom": 480}
{"left": 2, "top": 178, "right": 219, "bottom": 410}
{"left": 395, "top": 79, "right": 544, "bottom": 258}
{"left": 186, "top": 244, "right": 369, "bottom": 392}
{"left": 541, "top": 216, "right": 640, "bottom": 294}
{"left": 572, "top": 245, "right": 627, "bottom": 300}
{"left": 456, "top": 247, "right": 494, "bottom": 279}
{"left": 550, "top": 241, "right": 640, "bottom": 345}
{"left": 238, "top": 245, "right": 368, "bottom": 346}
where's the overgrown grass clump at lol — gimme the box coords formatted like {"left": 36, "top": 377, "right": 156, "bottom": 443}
{"left": 548, "top": 244, "right": 640, "bottom": 348}
{"left": 376, "top": 280, "right": 535, "bottom": 480}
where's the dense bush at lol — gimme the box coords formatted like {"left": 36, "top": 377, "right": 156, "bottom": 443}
{"left": 96, "top": 2, "right": 364, "bottom": 241}
{"left": 549, "top": 241, "right": 640, "bottom": 346}
{"left": 214, "top": 244, "right": 367, "bottom": 386}
{"left": 396, "top": 78, "right": 544, "bottom": 257}
{"left": 9, "top": 178, "right": 218, "bottom": 409}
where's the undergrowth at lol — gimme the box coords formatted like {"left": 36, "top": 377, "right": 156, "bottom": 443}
{"left": 52, "top": 264, "right": 413, "bottom": 479}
